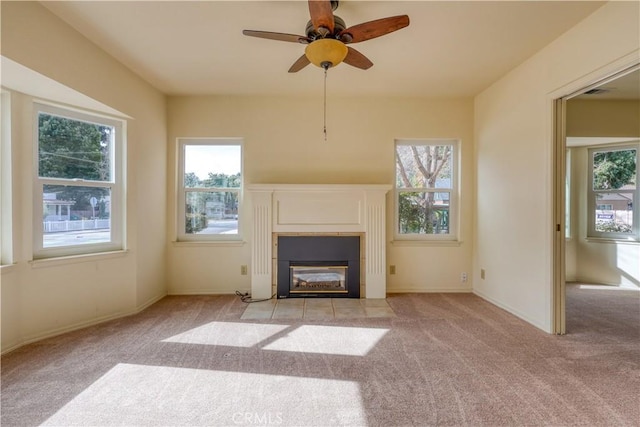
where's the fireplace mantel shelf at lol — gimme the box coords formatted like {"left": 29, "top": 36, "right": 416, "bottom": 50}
{"left": 247, "top": 183, "right": 391, "bottom": 191}
{"left": 249, "top": 184, "right": 390, "bottom": 300}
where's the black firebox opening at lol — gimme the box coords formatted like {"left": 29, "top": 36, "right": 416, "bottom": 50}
{"left": 277, "top": 236, "right": 360, "bottom": 299}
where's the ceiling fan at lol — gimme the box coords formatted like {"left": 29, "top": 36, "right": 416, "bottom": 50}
{"left": 242, "top": 0, "right": 410, "bottom": 72}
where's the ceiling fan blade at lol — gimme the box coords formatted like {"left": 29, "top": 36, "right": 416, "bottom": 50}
{"left": 288, "top": 54, "right": 311, "bottom": 73}
{"left": 242, "top": 30, "right": 309, "bottom": 44}
{"left": 339, "top": 15, "right": 410, "bottom": 44}
{"left": 343, "top": 47, "right": 373, "bottom": 70}
{"left": 308, "top": 0, "right": 334, "bottom": 34}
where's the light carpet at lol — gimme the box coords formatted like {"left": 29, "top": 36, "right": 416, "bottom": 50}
{"left": 2, "top": 287, "right": 638, "bottom": 426}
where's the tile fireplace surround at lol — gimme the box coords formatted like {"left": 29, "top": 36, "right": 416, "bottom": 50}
{"left": 247, "top": 184, "right": 391, "bottom": 299}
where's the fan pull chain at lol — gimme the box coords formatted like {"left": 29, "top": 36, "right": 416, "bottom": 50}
{"left": 323, "top": 67, "right": 328, "bottom": 141}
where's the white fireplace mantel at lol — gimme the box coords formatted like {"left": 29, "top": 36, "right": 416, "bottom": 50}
{"left": 248, "top": 184, "right": 391, "bottom": 299}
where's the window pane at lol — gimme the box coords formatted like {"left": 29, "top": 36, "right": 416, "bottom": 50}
{"left": 38, "top": 113, "right": 113, "bottom": 181}
{"left": 398, "top": 192, "right": 450, "bottom": 235}
{"left": 592, "top": 149, "right": 636, "bottom": 191}
{"left": 42, "top": 185, "right": 111, "bottom": 248}
{"left": 396, "top": 145, "right": 452, "bottom": 189}
{"left": 595, "top": 192, "right": 634, "bottom": 234}
{"left": 184, "top": 145, "right": 241, "bottom": 188}
{"left": 185, "top": 191, "right": 238, "bottom": 235}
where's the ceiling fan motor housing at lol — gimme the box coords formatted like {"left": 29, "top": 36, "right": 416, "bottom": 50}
{"left": 305, "top": 15, "right": 347, "bottom": 40}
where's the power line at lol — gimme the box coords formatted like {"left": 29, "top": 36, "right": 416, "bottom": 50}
{"left": 40, "top": 151, "right": 104, "bottom": 165}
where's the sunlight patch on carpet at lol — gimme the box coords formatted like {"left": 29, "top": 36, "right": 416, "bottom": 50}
{"left": 42, "top": 363, "right": 366, "bottom": 426}
{"left": 262, "top": 325, "right": 389, "bottom": 356}
{"left": 616, "top": 244, "right": 640, "bottom": 287}
{"left": 577, "top": 284, "right": 640, "bottom": 291}
{"left": 162, "top": 321, "right": 290, "bottom": 347}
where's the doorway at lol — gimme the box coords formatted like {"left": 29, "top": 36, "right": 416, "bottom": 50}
{"left": 553, "top": 65, "right": 640, "bottom": 334}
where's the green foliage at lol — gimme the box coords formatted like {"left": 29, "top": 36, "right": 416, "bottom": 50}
{"left": 39, "top": 114, "right": 111, "bottom": 214}
{"left": 183, "top": 172, "right": 240, "bottom": 221}
{"left": 184, "top": 197, "right": 208, "bottom": 233}
{"left": 185, "top": 172, "right": 241, "bottom": 189}
{"left": 399, "top": 193, "right": 432, "bottom": 234}
{"left": 396, "top": 144, "right": 452, "bottom": 235}
{"left": 184, "top": 172, "right": 200, "bottom": 188}
{"left": 596, "top": 221, "right": 632, "bottom": 233}
{"left": 398, "top": 193, "right": 449, "bottom": 234}
{"left": 202, "top": 173, "right": 241, "bottom": 188}
{"left": 39, "top": 114, "right": 111, "bottom": 181}
{"left": 38, "top": 113, "right": 113, "bottom": 218}
{"left": 593, "top": 149, "right": 636, "bottom": 190}
{"left": 185, "top": 212, "right": 208, "bottom": 234}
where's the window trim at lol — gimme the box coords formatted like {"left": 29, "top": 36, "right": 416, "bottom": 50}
{"left": 565, "top": 148, "right": 572, "bottom": 239}
{"left": 394, "top": 138, "right": 460, "bottom": 242}
{"left": 587, "top": 143, "right": 639, "bottom": 241}
{"left": 0, "top": 90, "right": 12, "bottom": 265}
{"left": 32, "top": 102, "right": 125, "bottom": 259}
{"left": 176, "top": 137, "right": 243, "bottom": 242}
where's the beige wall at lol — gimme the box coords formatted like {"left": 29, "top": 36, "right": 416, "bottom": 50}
{"left": 567, "top": 99, "right": 640, "bottom": 137}
{"left": 167, "top": 96, "right": 475, "bottom": 295}
{"left": 1, "top": 2, "right": 167, "bottom": 352}
{"left": 474, "top": 1, "right": 639, "bottom": 332}
{"left": 1, "top": 0, "right": 638, "bottom": 351}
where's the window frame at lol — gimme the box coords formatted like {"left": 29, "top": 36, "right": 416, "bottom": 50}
{"left": 1, "top": 90, "right": 12, "bottom": 265}
{"left": 394, "top": 138, "right": 459, "bottom": 242}
{"left": 587, "top": 143, "right": 639, "bottom": 241}
{"left": 565, "top": 148, "right": 572, "bottom": 239}
{"left": 32, "top": 102, "right": 125, "bottom": 259}
{"left": 176, "top": 138, "right": 243, "bottom": 242}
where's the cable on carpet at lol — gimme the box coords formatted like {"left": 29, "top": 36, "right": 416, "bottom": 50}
{"left": 235, "top": 290, "right": 274, "bottom": 303}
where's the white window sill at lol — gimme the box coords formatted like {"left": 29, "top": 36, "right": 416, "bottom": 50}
{"left": 585, "top": 237, "right": 639, "bottom": 246}
{"left": 30, "top": 249, "right": 129, "bottom": 268}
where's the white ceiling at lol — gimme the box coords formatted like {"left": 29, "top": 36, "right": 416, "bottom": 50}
{"left": 41, "top": 1, "right": 606, "bottom": 98}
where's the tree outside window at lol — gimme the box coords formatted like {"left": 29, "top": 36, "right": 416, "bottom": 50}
{"left": 178, "top": 140, "right": 242, "bottom": 241}
{"left": 34, "top": 104, "right": 123, "bottom": 258}
{"left": 589, "top": 145, "right": 638, "bottom": 238}
{"left": 395, "top": 140, "right": 458, "bottom": 240}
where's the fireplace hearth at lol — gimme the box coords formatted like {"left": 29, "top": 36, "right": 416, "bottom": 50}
{"left": 277, "top": 236, "right": 360, "bottom": 299}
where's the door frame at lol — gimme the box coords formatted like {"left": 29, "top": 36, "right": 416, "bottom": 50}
{"left": 551, "top": 58, "right": 640, "bottom": 334}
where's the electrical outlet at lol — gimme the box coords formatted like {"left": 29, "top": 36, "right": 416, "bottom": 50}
{"left": 389, "top": 265, "right": 396, "bottom": 275}
{"left": 481, "top": 269, "right": 485, "bottom": 280}
{"left": 241, "top": 265, "right": 248, "bottom": 275}
{"left": 461, "top": 272, "right": 467, "bottom": 282}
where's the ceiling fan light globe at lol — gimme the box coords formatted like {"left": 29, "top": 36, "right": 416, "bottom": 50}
{"left": 305, "top": 39, "right": 348, "bottom": 69}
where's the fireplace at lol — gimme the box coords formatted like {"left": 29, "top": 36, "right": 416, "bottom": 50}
{"left": 290, "top": 265, "right": 347, "bottom": 293}
{"left": 248, "top": 184, "right": 390, "bottom": 299}
{"left": 277, "top": 236, "right": 360, "bottom": 298}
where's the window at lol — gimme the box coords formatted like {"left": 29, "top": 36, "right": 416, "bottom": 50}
{"left": 588, "top": 144, "right": 639, "bottom": 240}
{"left": 395, "top": 139, "right": 458, "bottom": 240}
{"left": 177, "top": 138, "right": 242, "bottom": 241}
{"left": 34, "top": 103, "right": 124, "bottom": 258}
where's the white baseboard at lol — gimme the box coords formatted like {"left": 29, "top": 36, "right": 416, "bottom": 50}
{"left": 167, "top": 289, "right": 249, "bottom": 296}
{"left": 387, "top": 287, "right": 472, "bottom": 294}
{"left": 1, "top": 292, "right": 167, "bottom": 356}
{"left": 472, "top": 288, "right": 551, "bottom": 333}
